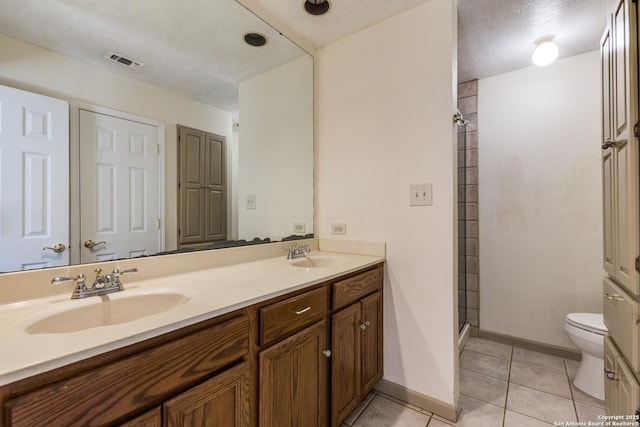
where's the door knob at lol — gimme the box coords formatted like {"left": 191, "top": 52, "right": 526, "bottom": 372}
{"left": 42, "top": 243, "right": 66, "bottom": 253}
{"left": 602, "top": 139, "right": 617, "bottom": 149}
{"left": 84, "top": 239, "right": 106, "bottom": 249}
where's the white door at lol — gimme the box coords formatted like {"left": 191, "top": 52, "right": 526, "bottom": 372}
{"left": 79, "top": 109, "right": 161, "bottom": 263}
{"left": 0, "top": 85, "right": 69, "bottom": 273}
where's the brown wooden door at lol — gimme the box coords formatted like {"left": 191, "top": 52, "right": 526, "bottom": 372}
{"left": 164, "top": 362, "right": 250, "bottom": 427}
{"left": 259, "top": 320, "right": 328, "bottom": 427}
{"left": 331, "top": 303, "right": 361, "bottom": 427}
{"left": 361, "top": 292, "right": 383, "bottom": 395}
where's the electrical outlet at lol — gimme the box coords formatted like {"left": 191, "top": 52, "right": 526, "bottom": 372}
{"left": 331, "top": 223, "right": 347, "bottom": 235}
{"left": 410, "top": 183, "right": 432, "bottom": 206}
{"left": 293, "top": 222, "right": 306, "bottom": 234}
{"left": 246, "top": 194, "right": 256, "bottom": 209}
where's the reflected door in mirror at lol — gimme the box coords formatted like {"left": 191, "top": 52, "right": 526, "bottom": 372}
{"left": 0, "top": 85, "right": 69, "bottom": 272}
{"left": 79, "top": 110, "right": 162, "bottom": 263}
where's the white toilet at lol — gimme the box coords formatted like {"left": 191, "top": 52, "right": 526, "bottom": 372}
{"left": 564, "top": 313, "right": 608, "bottom": 400}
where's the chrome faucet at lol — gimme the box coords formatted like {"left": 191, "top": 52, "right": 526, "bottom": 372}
{"left": 284, "top": 243, "right": 311, "bottom": 260}
{"left": 52, "top": 267, "right": 138, "bottom": 299}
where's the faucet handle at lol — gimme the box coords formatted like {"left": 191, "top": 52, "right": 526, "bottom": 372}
{"left": 52, "top": 273, "right": 86, "bottom": 288}
{"left": 112, "top": 267, "right": 138, "bottom": 277}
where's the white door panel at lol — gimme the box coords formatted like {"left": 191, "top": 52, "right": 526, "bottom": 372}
{"left": 79, "top": 110, "right": 161, "bottom": 263}
{"left": 0, "top": 85, "right": 69, "bottom": 272}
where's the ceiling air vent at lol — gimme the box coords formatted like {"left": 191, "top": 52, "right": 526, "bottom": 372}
{"left": 104, "top": 51, "right": 144, "bottom": 70}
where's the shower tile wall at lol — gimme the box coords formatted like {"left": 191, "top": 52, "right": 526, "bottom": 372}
{"left": 458, "top": 80, "right": 479, "bottom": 337}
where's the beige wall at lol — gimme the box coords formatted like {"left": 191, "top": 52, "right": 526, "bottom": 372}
{"left": 316, "top": 0, "right": 458, "bottom": 405}
{"left": 0, "top": 33, "right": 234, "bottom": 250}
{"left": 238, "top": 55, "right": 314, "bottom": 240}
{"left": 478, "top": 51, "right": 604, "bottom": 349}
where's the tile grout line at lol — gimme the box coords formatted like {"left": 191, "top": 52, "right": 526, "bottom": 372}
{"left": 566, "top": 359, "right": 579, "bottom": 422}
{"left": 502, "top": 345, "right": 513, "bottom": 427}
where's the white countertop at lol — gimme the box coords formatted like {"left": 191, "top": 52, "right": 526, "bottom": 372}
{"left": 0, "top": 251, "right": 383, "bottom": 386}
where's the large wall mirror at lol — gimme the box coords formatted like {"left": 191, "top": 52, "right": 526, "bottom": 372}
{"left": 0, "top": 0, "right": 314, "bottom": 273}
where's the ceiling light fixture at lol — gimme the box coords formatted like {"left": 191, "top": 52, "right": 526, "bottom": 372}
{"left": 532, "top": 35, "right": 559, "bottom": 67}
{"left": 243, "top": 32, "right": 268, "bottom": 47}
{"left": 304, "top": 0, "right": 330, "bottom": 16}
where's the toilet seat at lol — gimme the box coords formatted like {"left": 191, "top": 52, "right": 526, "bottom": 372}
{"left": 566, "top": 313, "right": 607, "bottom": 336}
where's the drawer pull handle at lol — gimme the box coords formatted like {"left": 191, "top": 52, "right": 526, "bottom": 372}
{"left": 605, "top": 367, "right": 619, "bottom": 381}
{"left": 605, "top": 292, "right": 625, "bottom": 301}
{"left": 294, "top": 306, "right": 311, "bottom": 315}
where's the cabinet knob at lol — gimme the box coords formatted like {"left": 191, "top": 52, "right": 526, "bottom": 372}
{"left": 360, "top": 320, "right": 370, "bottom": 330}
{"left": 322, "top": 349, "right": 332, "bottom": 358}
{"left": 604, "top": 367, "right": 619, "bottom": 381}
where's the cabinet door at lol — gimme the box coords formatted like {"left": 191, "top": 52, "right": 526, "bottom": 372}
{"left": 604, "top": 337, "right": 640, "bottom": 416}
{"left": 119, "top": 407, "right": 162, "bottom": 427}
{"left": 361, "top": 292, "right": 383, "bottom": 395}
{"left": 164, "top": 362, "right": 250, "bottom": 427}
{"left": 331, "top": 303, "right": 361, "bottom": 427}
{"left": 606, "top": 0, "right": 640, "bottom": 294}
{"left": 259, "top": 320, "right": 328, "bottom": 427}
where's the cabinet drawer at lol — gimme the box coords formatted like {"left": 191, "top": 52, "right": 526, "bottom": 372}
{"left": 603, "top": 278, "right": 640, "bottom": 372}
{"left": 6, "top": 315, "right": 249, "bottom": 427}
{"left": 260, "top": 286, "right": 327, "bottom": 345}
{"left": 332, "top": 266, "right": 383, "bottom": 310}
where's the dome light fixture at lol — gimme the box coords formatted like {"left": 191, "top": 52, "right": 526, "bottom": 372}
{"left": 304, "top": 0, "right": 330, "bottom": 16}
{"left": 532, "top": 35, "right": 559, "bottom": 67}
{"left": 243, "top": 32, "right": 268, "bottom": 47}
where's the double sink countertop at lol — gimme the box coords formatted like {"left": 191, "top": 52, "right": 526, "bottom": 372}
{"left": 0, "top": 251, "right": 383, "bottom": 386}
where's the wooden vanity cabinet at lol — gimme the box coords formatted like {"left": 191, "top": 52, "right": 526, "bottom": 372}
{"left": 1, "top": 313, "right": 250, "bottom": 427}
{"left": 0, "top": 262, "right": 384, "bottom": 427}
{"left": 257, "top": 285, "right": 329, "bottom": 427}
{"left": 330, "top": 266, "right": 383, "bottom": 427}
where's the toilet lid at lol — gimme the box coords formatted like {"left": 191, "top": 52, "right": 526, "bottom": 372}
{"left": 566, "top": 313, "right": 607, "bottom": 335}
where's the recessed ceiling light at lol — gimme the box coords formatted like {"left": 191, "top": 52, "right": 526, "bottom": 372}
{"left": 304, "top": 0, "right": 330, "bottom": 16}
{"left": 243, "top": 32, "right": 268, "bottom": 47}
{"left": 532, "top": 35, "right": 559, "bottom": 67}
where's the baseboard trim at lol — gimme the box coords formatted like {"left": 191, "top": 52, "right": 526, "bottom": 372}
{"left": 478, "top": 329, "right": 581, "bottom": 361}
{"left": 375, "top": 379, "right": 458, "bottom": 422}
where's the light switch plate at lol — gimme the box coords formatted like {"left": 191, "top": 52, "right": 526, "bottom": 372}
{"left": 293, "top": 222, "right": 306, "bottom": 234}
{"left": 410, "top": 183, "right": 432, "bottom": 206}
{"left": 246, "top": 194, "right": 256, "bottom": 209}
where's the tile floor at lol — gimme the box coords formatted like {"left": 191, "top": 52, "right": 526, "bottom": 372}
{"left": 342, "top": 337, "right": 605, "bottom": 427}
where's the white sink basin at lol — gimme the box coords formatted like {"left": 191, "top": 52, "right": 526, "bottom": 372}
{"left": 290, "top": 255, "right": 349, "bottom": 268}
{"left": 22, "top": 291, "right": 190, "bottom": 334}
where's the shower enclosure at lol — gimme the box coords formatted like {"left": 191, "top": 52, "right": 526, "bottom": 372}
{"left": 455, "top": 109, "right": 469, "bottom": 333}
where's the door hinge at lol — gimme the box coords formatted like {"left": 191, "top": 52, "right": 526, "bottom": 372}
{"left": 636, "top": 255, "right": 640, "bottom": 273}
{"left": 156, "top": 219, "right": 161, "bottom": 230}
{"left": 157, "top": 144, "right": 161, "bottom": 155}
{"left": 634, "top": 121, "right": 640, "bottom": 138}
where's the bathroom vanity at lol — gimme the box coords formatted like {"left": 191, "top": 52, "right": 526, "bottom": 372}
{"left": 0, "top": 250, "right": 384, "bottom": 426}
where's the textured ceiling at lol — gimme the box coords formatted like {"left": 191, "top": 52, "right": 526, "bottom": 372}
{"left": 0, "top": 0, "right": 608, "bottom": 112}
{"left": 457, "top": 0, "right": 607, "bottom": 82}
{"left": 0, "top": 0, "right": 307, "bottom": 115}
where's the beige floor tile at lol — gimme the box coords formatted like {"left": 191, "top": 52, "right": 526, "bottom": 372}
{"left": 343, "top": 391, "right": 377, "bottom": 425}
{"left": 460, "top": 349, "right": 510, "bottom": 380}
{"left": 570, "top": 382, "right": 605, "bottom": 409}
{"left": 564, "top": 358, "right": 580, "bottom": 378}
{"left": 504, "top": 410, "right": 552, "bottom": 426}
{"left": 455, "top": 395, "right": 505, "bottom": 427}
{"left": 427, "top": 417, "right": 456, "bottom": 426}
{"left": 512, "top": 347, "right": 566, "bottom": 374}
{"left": 507, "top": 383, "right": 576, "bottom": 424}
{"left": 575, "top": 401, "right": 607, "bottom": 423}
{"left": 465, "top": 337, "right": 513, "bottom": 360}
{"left": 353, "top": 395, "right": 431, "bottom": 427}
{"left": 510, "top": 361, "right": 572, "bottom": 398}
{"left": 377, "top": 392, "right": 432, "bottom": 416}
{"left": 460, "top": 368, "right": 508, "bottom": 407}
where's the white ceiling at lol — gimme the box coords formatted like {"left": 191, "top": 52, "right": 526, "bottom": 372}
{"left": 0, "top": 0, "right": 608, "bottom": 112}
